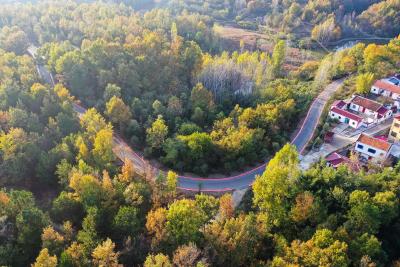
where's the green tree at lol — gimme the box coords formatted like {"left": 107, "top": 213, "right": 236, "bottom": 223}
{"left": 152, "top": 100, "right": 165, "bottom": 115}
{"left": 373, "top": 191, "right": 398, "bottom": 225}
{"left": 166, "top": 171, "right": 178, "bottom": 200}
{"left": 194, "top": 194, "right": 219, "bottom": 221}
{"left": 0, "top": 128, "right": 40, "bottom": 185}
{"left": 103, "top": 84, "right": 121, "bottom": 102}
{"left": 0, "top": 26, "right": 29, "bottom": 55}
{"left": 92, "top": 128, "right": 115, "bottom": 170}
{"left": 144, "top": 253, "right": 172, "bottom": 267}
{"left": 146, "top": 116, "right": 168, "bottom": 152}
{"left": 349, "top": 233, "right": 384, "bottom": 265}
{"left": 16, "top": 207, "right": 50, "bottom": 265}
{"left": 77, "top": 207, "right": 101, "bottom": 255}
{"left": 346, "top": 190, "right": 380, "bottom": 234}
{"left": 80, "top": 108, "right": 109, "bottom": 138}
{"left": 69, "top": 172, "right": 103, "bottom": 208}
{"left": 253, "top": 144, "right": 299, "bottom": 226}
{"left": 166, "top": 199, "right": 207, "bottom": 246}
{"left": 113, "top": 206, "right": 140, "bottom": 238}
{"left": 105, "top": 96, "right": 132, "bottom": 130}
{"left": 271, "top": 40, "right": 286, "bottom": 77}
{"left": 55, "top": 51, "right": 93, "bottom": 98}
{"left": 51, "top": 191, "right": 85, "bottom": 225}
{"left": 190, "top": 83, "right": 214, "bottom": 111}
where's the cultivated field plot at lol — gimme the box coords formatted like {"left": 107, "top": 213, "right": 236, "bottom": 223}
{"left": 214, "top": 25, "right": 324, "bottom": 71}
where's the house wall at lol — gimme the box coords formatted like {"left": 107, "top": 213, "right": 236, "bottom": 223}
{"left": 371, "top": 86, "right": 400, "bottom": 100}
{"left": 349, "top": 103, "right": 360, "bottom": 112}
{"left": 349, "top": 103, "right": 376, "bottom": 116}
{"left": 354, "top": 141, "right": 388, "bottom": 160}
{"left": 389, "top": 120, "right": 400, "bottom": 142}
{"left": 329, "top": 111, "right": 360, "bottom": 128}
{"left": 371, "top": 86, "right": 380, "bottom": 94}
{"left": 381, "top": 89, "right": 400, "bottom": 100}
{"left": 384, "top": 110, "right": 393, "bottom": 119}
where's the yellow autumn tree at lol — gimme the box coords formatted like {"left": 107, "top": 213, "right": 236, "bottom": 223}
{"left": 92, "top": 238, "right": 120, "bottom": 267}
{"left": 32, "top": 248, "right": 57, "bottom": 267}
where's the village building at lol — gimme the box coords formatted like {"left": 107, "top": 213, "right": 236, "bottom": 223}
{"left": 371, "top": 76, "right": 400, "bottom": 105}
{"left": 348, "top": 95, "right": 392, "bottom": 123}
{"left": 329, "top": 95, "right": 393, "bottom": 129}
{"left": 354, "top": 133, "right": 392, "bottom": 162}
{"left": 329, "top": 106, "right": 364, "bottom": 128}
{"left": 388, "top": 116, "right": 400, "bottom": 142}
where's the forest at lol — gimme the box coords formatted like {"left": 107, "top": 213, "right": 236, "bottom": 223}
{"left": 0, "top": 0, "right": 399, "bottom": 266}
{"left": 164, "top": 0, "right": 400, "bottom": 47}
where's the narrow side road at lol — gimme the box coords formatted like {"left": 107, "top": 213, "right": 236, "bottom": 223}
{"left": 28, "top": 45, "right": 344, "bottom": 192}
{"left": 292, "top": 78, "right": 345, "bottom": 153}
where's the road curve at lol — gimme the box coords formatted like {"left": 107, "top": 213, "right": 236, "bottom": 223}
{"left": 28, "top": 45, "right": 344, "bottom": 192}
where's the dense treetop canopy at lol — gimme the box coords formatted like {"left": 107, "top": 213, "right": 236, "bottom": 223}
{"left": 0, "top": 1, "right": 399, "bottom": 266}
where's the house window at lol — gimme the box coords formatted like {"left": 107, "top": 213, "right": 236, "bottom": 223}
{"left": 394, "top": 123, "right": 400, "bottom": 128}
{"left": 352, "top": 104, "right": 357, "bottom": 108}
{"left": 357, "top": 144, "right": 364, "bottom": 149}
{"left": 338, "top": 116, "right": 342, "bottom": 119}
{"left": 391, "top": 131, "right": 397, "bottom": 138}
{"left": 367, "top": 148, "right": 376, "bottom": 154}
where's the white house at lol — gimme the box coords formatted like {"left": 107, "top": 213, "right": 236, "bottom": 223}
{"left": 348, "top": 95, "right": 392, "bottom": 123}
{"left": 354, "top": 133, "right": 392, "bottom": 161}
{"left": 329, "top": 106, "right": 364, "bottom": 128}
{"left": 371, "top": 77, "right": 400, "bottom": 104}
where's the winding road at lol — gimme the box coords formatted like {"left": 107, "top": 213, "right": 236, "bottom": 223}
{"left": 27, "top": 45, "right": 344, "bottom": 192}
{"left": 291, "top": 79, "right": 344, "bottom": 153}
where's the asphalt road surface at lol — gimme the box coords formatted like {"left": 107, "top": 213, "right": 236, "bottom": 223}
{"left": 28, "top": 45, "right": 344, "bottom": 192}
{"left": 291, "top": 79, "right": 345, "bottom": 153}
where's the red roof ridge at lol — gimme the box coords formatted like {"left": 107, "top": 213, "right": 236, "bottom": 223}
{"left": 331, "top": 106, "right": 363, "bottom": 122}
{"left": 374, "top": 80, "right": 400, "bottom": 94}
{"left": 351, "top": 95, "right": 383, "bottom": 112}
{"left": 357, "top": 133, "right": 392, "bottom": 151}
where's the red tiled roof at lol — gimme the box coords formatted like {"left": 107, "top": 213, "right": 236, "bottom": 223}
{"left": 333, "top": 100, "right": 347, "bottom": 109}
{"left": 377, "top": 106, "right": 389, "bottom": 115}
{"left": 357, "top": 133, "right": 392, "bottom": 152}
{"left": 331, "top": 107, "right": 363, "bottom": 122}
{"left": 351, "top": 95, "right": 382, "bottom": 112}
{"left": 374, "top": 80, "right": 400, "bottom": 94}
